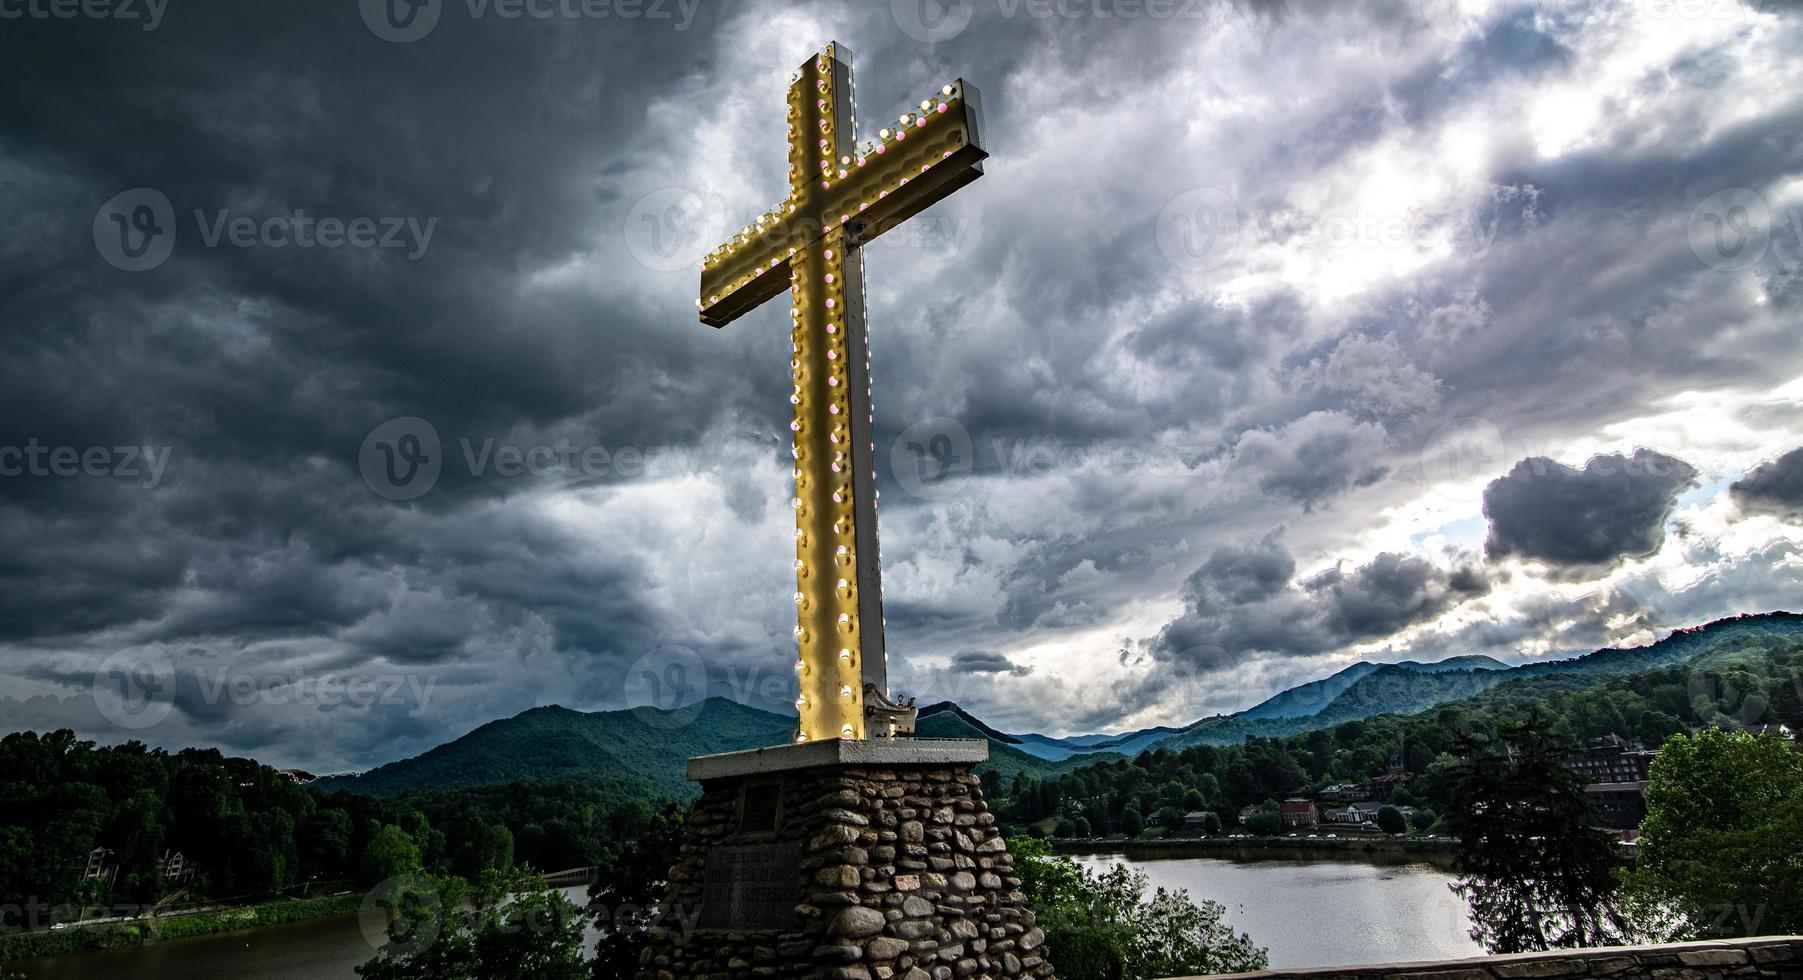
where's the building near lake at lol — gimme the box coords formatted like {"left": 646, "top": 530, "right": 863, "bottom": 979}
{"left": 1566, "top": 733, "right": 1660, "bottom": 829}
{"left": 1280, "top": 798, "right": 1320, "bottom": 828}
{"left": 1324, "top": 802, "right": 1384, "bottom": 825}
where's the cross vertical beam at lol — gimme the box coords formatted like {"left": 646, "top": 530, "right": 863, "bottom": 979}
{"left": 696, "top": 42, "right": 987, "bottom": 742}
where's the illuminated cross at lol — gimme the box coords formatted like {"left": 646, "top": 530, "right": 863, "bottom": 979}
{"left": 697, "top": 42, "right": 987, "bottom": 742}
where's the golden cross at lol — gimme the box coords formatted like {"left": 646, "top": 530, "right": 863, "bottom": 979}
{"left": 697, "top": 42, "right": 987, "bottom": 742}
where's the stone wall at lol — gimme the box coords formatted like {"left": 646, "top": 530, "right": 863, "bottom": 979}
{"left": 1169, "top": 938, "right": 1803, "bottom": 980}
{"left": 637, "top": 762, "right": 1054, "bottom": 980}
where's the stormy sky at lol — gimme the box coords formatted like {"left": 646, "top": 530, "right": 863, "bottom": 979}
{"left": 3, "top": 0, "right": 1802, "bottom": 770}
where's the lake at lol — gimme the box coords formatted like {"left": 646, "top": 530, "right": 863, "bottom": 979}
{"left": 10, "top": 856, "right": 1481, "bottom": 978}
{"left": 1073, "top": 850, "right": 1483, "bottom": 969}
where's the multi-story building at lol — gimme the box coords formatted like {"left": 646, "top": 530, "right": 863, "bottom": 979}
{"left": 1280, "top": 798, "right": 1320, "bottom": 828}
{"left": 1566, "top": 734, "right": 1660, "bottom": 829}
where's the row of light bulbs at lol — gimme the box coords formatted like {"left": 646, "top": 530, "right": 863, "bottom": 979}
{"left": 792, "top": 230, "right": 864, "bottom": 743}
{"left": 696, "top": 79, "right": 963, "bottom": 287}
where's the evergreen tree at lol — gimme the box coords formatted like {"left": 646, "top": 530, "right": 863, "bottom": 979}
{"left": 1444, "top": 714, "right": 1628, "bottom": 953}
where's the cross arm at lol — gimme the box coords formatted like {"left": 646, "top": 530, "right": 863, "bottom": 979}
{"left": 697, "top": 79, "right": 988, "bottom": 328}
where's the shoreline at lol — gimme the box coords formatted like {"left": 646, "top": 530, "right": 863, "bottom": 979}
{"left": 0, "top": 893, "right": 364, "bottom": 963}
{"left": 1049, "top": 834, "right": 1459, "bottom": 866}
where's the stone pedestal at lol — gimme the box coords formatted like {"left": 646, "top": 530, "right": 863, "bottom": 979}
{"left": 638, "top": 738, "right": 1055, "bottom": 980}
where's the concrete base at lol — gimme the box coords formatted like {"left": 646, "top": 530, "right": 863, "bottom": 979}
{"left": 639, "top": 739, "right": 1055, "bottom": 980}
{"left": 686, "top": 737, "right": 990, "bottom": 782}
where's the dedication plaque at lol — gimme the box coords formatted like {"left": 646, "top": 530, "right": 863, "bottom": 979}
{"left": 698, "top": 842, "right": 803, "bottom": 930}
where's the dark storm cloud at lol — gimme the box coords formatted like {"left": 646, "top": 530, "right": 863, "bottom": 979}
{"left": 1483, "top": 450, "right": 1699, "bottom": 573}
{"left": 1232, "top": 411, "right": 1391, "bottom": 511}
{"left": 1156, "top": 532, "right": 1492, "bottom": 664}
{"left": 950, "top": 650, "right": 1032, "bottom": 676}
{"left": 1731, "top": 448, "right": 1803, "bottom": 522}
{"left": 2, "top": 0, "right": 1801, "bottom": 760}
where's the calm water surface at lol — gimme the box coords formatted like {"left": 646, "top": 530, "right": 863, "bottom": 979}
{"left": 1074, "top": 852, "right": 1482, "bottom": 969}
{"left": 11, "top": 886, "right": 597, "bottom": 980}
{"left": 13, "top": 858, "right": 1480, "bottom": 978}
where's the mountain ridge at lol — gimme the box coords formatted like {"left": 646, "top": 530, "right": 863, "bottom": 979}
{"left": 315, "top": 611, "right": 1800, "bottom": 797}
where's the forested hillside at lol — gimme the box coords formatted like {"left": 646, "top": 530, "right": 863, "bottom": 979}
{"left": 997, "top": 621, "right": 1803, "bottom": 838}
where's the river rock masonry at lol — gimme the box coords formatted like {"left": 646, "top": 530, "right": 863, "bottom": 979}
{"left": 637, "top": 738, "right": 1055, "bottom": 980}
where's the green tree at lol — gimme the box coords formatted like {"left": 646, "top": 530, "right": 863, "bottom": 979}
{"left": 363, "top": 825, "right": 424, "bottom": 886}
{"left": 1013, "top": 838, "right": 1266, "bottom": 980}
{"left": 1628, "top": 729, "right": 1803, "bottom": 937}
{"left": 1444, "top": 714, "right": 1628, "bottom": 953}
{"left": 1119, "top": 805, "right": 1144, "bottom": 837}
{"left": 358, "top": 869, "right": 587, "bottom": 980}
{"left": 1242, "top": 804, "right": 1281, "bottom": 836}
{"left": 589, "top": 804, "right": 684, "bottom": 980}
{"left": 1154, "top": 806, "right": 1185, "bottom": 832}
{"left": 1376, "top": 805, "right": 1407, "bottom": 835}
{"left": 1409, "top": 808, "right": 1436, "bottom": 832}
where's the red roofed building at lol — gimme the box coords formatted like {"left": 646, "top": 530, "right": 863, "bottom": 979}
{"left": 1280, "top": 798, "right": 1319, "bottom": 829}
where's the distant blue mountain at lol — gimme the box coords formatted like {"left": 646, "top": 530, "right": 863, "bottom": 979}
{"left": 990, "top": 652, "right": 1509, "bottom": 760}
